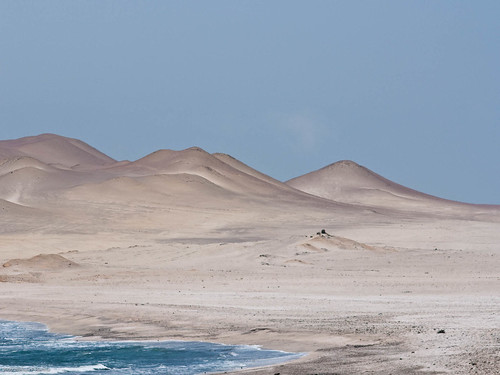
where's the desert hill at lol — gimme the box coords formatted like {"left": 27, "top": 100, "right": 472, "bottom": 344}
{"left": 0, "top": 134, "right": 497, "bottom": 225}
{"left": 0, "top": 133, "right": 116, "bottom": 169}
{"left": 0, "top": 134, "right": 335, "bottom": 206}
{"left": 104, "top": 146, "right": 313, "bottom": 199}
{"left": 287, "top": 160, "right": 440, "bottom": 203}
{"left": 0, "top": 134, "right": 359, "bottom": 235}
{"left": 286, "top": 160, "right": 497, "bottom": 216}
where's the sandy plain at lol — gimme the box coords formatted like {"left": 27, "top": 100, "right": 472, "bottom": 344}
{"left": 1, "top": 134, "right": 499, "bottom": 374}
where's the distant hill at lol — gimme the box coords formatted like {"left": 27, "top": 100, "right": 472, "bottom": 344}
{"left": 286, "top": 160, "right": 496, "bottom": 213}
{"left": 0, "top": 134, "right": 497, "bottom": 224}
{"left": 0, "top": 133, "right": 116, "bottom": 169}
{"left": 0, "top": 134, "right": 336, "bottom": 210}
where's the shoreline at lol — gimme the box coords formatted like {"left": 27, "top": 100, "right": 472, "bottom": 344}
{"left": 2, "top": 289, "right": 499, "bottom": 374}
{"left": 0, "top": 318, "right": 307, "bottom": 374}
{"left": 0, "top": 290, "right": 500, "bottom": 375}
{"left": 0, "top": 299, "right": 461, "bottom": 375}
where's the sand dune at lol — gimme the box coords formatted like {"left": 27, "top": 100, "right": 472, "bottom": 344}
{"left": 299, "top": 232, "right": 394, "bottom": 253}
{"left": 0, "top": 135, "right": 353, "bottom": 236}
{"left": 0, "top": 134, "right": 496, "bottom": 212}
{"left": 287, "top": 160, "right": 444, "bottom": 203}
{"left": 0, "top": 164, "right": 95, "bottom": 206}
{"left": 0, "top": 157, "right": 58, "bottom": 204}
{"left": 286, "top": 160, "right": 499, "bottom": 219}
{"left": 117, "top": 147, "right": 306, "bottom": 197}
{"left": 0, "top": 156, "right": 57, "bottom": 175}
{"left": 0, "top": 133, "right": 116, "bottom": 169}
{"left": 1, "top": 254, "right": 79, "bottom": 283}
{"left": 0, "top": 167, "right": 54, "bottom": 204}
{"left": 3, "top": 134, "right": 485, "bottom": 213}
{"left": 0, "top": 198, "right": 40, "bottom": 214}
{"left": 3, "top": 253, "right": 79, "bottom": 270}
{"left": 64, "top": 173, "right": 235, "bottom": 205}
{"left": 212, "top": 152, "right": 289, "bottom": 189}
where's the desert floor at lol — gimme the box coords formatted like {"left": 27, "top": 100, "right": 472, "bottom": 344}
{"left": 1, "top": 213, "right": 499, "bottom": 375}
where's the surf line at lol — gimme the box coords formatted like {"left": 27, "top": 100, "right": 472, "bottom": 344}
{"left": 0, "top": 320, "right": 304, "bottom": 374}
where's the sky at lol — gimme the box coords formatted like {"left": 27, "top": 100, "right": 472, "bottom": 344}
{"left": 1, "top": 1, "right": 499, "bottom": 204}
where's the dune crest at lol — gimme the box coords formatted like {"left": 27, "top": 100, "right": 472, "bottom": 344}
{"left": 287, "top": 160, "right": 436, "bottom": 201}
{"left": 0, "top": 156, "right": 56, "bottom": 176}
{"left": 285, "top": 160, "right": 500, "bottom": 218}
{"left": 0, "top": 133, "right": 116, "bottom": 169}
{"left": 108, "top": 146, "right": 314, "bottom": 198}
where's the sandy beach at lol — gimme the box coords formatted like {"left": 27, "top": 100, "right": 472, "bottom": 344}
{"left": 1, "top": 134, "right": 499, "bottom": 374}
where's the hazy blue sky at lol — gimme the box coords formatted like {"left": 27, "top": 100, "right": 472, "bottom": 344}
{"left": 1, "top": 1, "right": 499, "bottom": 204}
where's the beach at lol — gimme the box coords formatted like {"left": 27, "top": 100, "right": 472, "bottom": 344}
{"left": 1, "top": 217, "right": 499, "bottom": 374}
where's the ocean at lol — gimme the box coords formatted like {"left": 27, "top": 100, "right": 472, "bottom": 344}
{"left": 0, "top": 320, "right": 302, "bottom": 374}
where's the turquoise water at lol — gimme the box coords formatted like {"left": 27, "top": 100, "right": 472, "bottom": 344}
{"left": 0, "top": 321, "right": 302, "bottom": 374}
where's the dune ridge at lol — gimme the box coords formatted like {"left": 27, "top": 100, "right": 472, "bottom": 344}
{"left": 2, "top": 134, "right": 496, "bottom": 213}
{"left": 0, "top": 133, "right": 116, "bottom": 169}
{"left": 286, "top": 160, "right": 498, "bottom": 218}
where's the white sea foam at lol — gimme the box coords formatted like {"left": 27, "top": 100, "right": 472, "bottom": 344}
{"left": 0, "top": 363, "right": 109, "bottom": 375}
{"left": 1, "top": 320, "right": 303, "bottom": 374}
